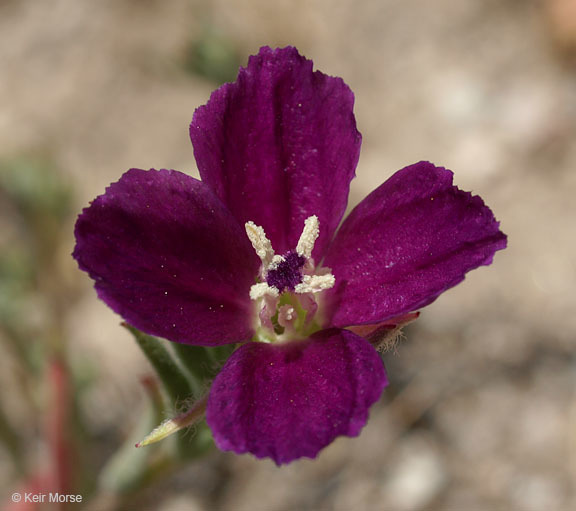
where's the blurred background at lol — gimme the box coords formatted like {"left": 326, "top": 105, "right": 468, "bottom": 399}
{"left": 1, "top": 0, "right": 575, "bottom": 509}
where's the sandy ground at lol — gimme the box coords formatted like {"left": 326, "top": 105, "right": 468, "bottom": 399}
{"left": 1, "top": 0, "right": 575, "bottom": 509}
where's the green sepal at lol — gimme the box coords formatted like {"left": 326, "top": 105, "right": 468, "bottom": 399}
{"left": 171, "top": 344, "right": 214, "bottom": 394}
{"left": 209, "top": 343, "right": 236, "bottom": 367}
{"left": 172, "top": 343, "right": 236, "bottom": 394}
{"left": 136, "top": 395, "right": 207, "bottom": 448}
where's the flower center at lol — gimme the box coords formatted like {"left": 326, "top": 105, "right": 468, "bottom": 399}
{"left": 265, "top": 251, "right": 306, "bottom": 292}
{"left": 245, "top": 216, "right": 335, "bottom": 342}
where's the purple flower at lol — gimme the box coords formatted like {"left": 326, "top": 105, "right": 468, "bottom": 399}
{"left": 73, "top": 46, "right": 507, "bottom": 465}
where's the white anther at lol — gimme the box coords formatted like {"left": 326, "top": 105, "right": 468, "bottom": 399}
{"left": 267, "top": 254, "right": 285, "bottom": 270}
{"left": 249, "top": 282, "right": 279, "bottom": 300}
{"left": 296, "top": 215, "right": 319, "bottom": 259}
{"left": 245, "top": 221, "right": 275, "bottom": 267}
{"left": 294, "top": 273, "right": 335, "bottom": 294}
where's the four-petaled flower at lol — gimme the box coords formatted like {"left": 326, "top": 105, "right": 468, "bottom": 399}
{"left": 73, "top": 46, "right": 507, "bottom": 465}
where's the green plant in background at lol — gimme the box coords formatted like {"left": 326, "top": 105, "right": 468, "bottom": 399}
{"left": 0, "top": 157, "right": 70, "bottom": 368}
{"left": 185, "top": 29, "right": 241, "bottom": 85}
{"left": 0, "top": 156, "right": 77, "bottom": 500}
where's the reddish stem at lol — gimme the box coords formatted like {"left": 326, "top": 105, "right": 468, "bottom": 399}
{"left": 46, "top": 358, "right": 73, "bottom": 509}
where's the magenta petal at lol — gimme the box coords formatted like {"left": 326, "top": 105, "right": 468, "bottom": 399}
{"left": 206, "top": 329, "right": 387, "bottom": 465}
{"left": 190, "top": 46, "right": 361, "bottom": 259}
{"left": 73, "top": 168, "right": 259, "bottom": 346}
{"left": 323, "top": 161, "right": 507, "bottom": 327}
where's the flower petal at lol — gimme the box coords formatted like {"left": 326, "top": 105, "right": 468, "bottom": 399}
{"left": 206, "top": 329, "right": 387, "bottom": 465}
{"left": 190, "top": 46, "right": 361, "bottom": 260}
{"left": 323, "top": 161, "right": 507, "bottom": 327}
{"left": 73, "top": 168, "right": 259, "bottom": 345}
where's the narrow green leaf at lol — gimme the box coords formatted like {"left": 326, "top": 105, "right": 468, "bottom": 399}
{"left": 172, "top": 343, "right": 236, "bottom": 396}
{"left": 172, "top": 344, "right": 214, "bottom": 394}
{"left": 123, "top": 324, "right": 192, "bottom": 406}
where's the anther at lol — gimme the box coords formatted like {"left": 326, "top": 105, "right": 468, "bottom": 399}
{"left": 245, "top": 221, "right": 275, "bottom": 268}
{"left": 296, "top": 215, "right": 319, "bottom": 259}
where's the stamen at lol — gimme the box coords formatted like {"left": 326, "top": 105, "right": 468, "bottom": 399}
{"left": 245, "top": 221, "right": 275, "bottom": 267}
{"left": 296, "top": 215, "right": 319, "bottom": 259}
{"left": 249, "top": 282, "right": 279, "bottom": 300}
{"left": 294, "top": 274, "right": 335, "bottom": 294}
{"left": 267, "top": 254, "right": 285, "bottom": 270}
